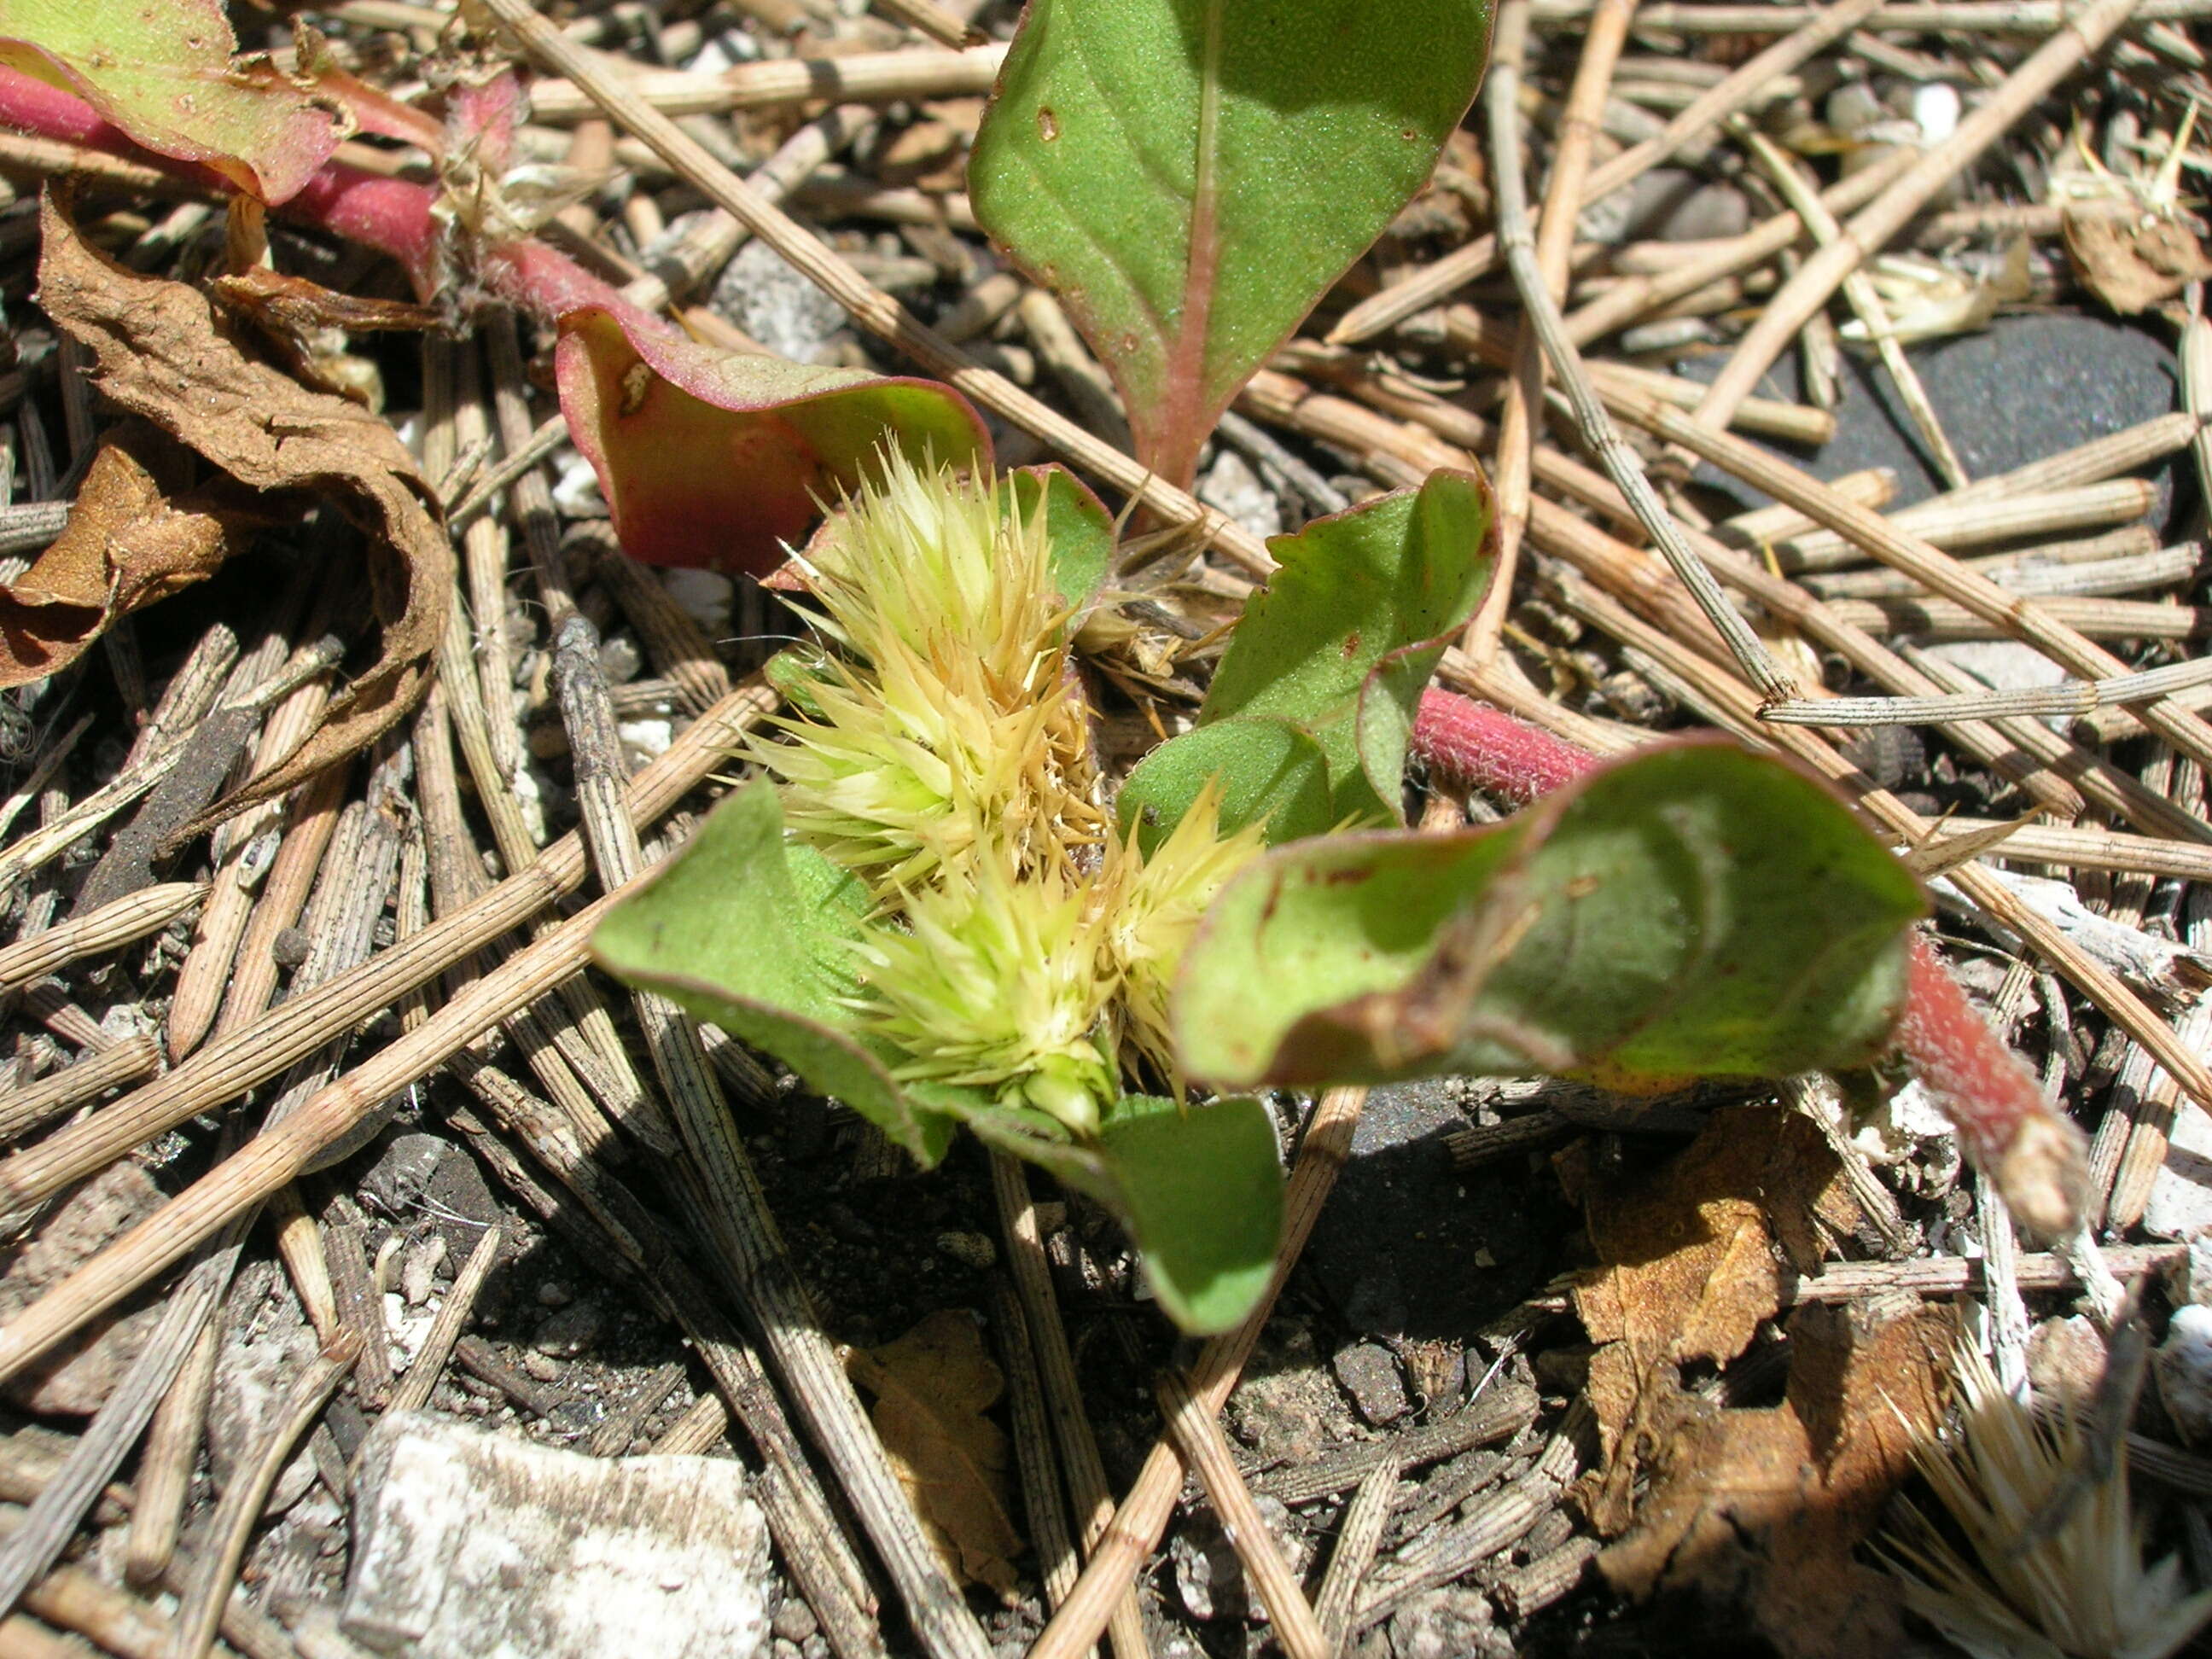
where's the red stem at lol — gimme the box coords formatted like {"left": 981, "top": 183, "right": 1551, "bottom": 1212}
{"left": 0, "top": 66, "right": 670, "bottom": 340}
{"left": 1412, "top": 685, "right": 2083, "bottom": 1232}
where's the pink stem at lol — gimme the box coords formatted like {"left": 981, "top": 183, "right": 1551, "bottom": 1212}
{"left": 0, "top": 67, "right": 671, "bottom": 340}
{"left": 1412, "top": 685, "right": 2083, "bottom": 1232}
{"left": 1413, "top": 687, "right": 1597, "bottom": 800}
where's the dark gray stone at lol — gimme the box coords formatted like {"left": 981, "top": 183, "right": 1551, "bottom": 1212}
{"left": 1673, "top": 312, "right": 2185, "bottom": 519}
{"left": 360, "top": 1133, "right": 445, "bottom": 1219}
{"left": 1301, "top": 1082, "right": 1573, "bottom": 1340}
{"left": 1332, "top": 1342, "right": 1412, "bottom": 1426}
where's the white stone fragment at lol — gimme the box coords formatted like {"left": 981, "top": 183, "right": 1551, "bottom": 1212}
{"left": 342, "top": 1412, "right": 770, "bottom": 1659}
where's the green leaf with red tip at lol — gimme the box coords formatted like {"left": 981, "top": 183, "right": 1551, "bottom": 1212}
{"left": 555, "top": 306, "right": 992, "bottom": 576}
{"left": 1173, "top": 742, "right": 1924, "bottom": 1093}
{"left": 969, "top": 0, "right": 1491, "bottom": 488}
{"left": 0, "top": 0, "right": 338, "bottom": 202}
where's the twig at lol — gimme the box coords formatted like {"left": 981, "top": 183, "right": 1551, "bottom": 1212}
{"left": 985, "top": 1275, "right": 1079, "bottom": 1612}
{"left": 1313, "top": 1459, "right": 1400, "bottom": 1647}
{"left": 1329, "top": 0, "right": 1889, "bottom": 345}
{"left": 989, "top": 1153, "right": 1150, "bottom": 1659}
{"left": 572, "top": 526, "right": 732, "bottom": 715}
{"left": 1027, "top": 1086, "right": 1368, "bottom": 1659}
{"left": 589, "top": 1361, "right": 687, "bottom": 1457}
{"left": 1254, "top": 1386, "right": 1539, "bottom": 1506}
{"left": 0, "top": 885, "right": 202, "bottom": 996}
{"left": 1739, "top": 123, "right": 1968, "bottom": 489}
{"left": 386, "top": 1222, "right": 504, "bottom": 1415}
{"left": 163, "top": 1334, "right": 357, "bottom": 1659}
{"left": 0, "top": 678, "right": 772, "bottom": 1216}
{"left": 1766, "top": 655, "right": 2212, "bottom": 727}
{"left": 649, "top": 1394, "right": 729, "bottom": 1456}
{"left": 0, "top": 1037, "right": 159, "bottom": 1146}
{"left": 1537, "top": 0, "right": 2203, "bottom": 25}
{"left": 1691, "top": 0, "right": 2151, "bottom": 428}
{"left": 208, "top": 764, "right": 348, "bottom": 1045}
{"left": 1481, "top": 0, "right": 1542, "bottom": 643}
{"left": 1354, "top": 1402, "right": 1589, "bottom": 1630}
{"left": 0, "top": 639, "right": 338, "bottom": 902}
{"left": 1624, "top": 396, "right": 2212, "bottom": 786}
{"left": 524, "top": 43, "right": 1008, "bottom": 123}
{"left": 122, "top": 1316, "right": 218, "bottom": 1588}
{"left": 1493, "top": 1536, "right": 1598, "bottom": 1618}
{"left": 0, "top": 1220, "right": 247, "bottom": 1615}
{"left": 1489, "top": 73, "right": 1797, "bottom": 700}
{"left": 1156, "top": 1372, "right": 1330, "bottom": 1659}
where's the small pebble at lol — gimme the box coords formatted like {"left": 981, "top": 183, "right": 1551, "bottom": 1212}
{"left": 401, "top": 1235, "right": 448, "bottom": 1307}
{"left": 771, "top": 1598, "right": 818, "bottom": 1644}
{"left": 1332, "top": 1342, "right": 1412, "bottom": 1426}
{"left": 936, "top": 1231, "right": 997, "bottom": 1270}
{"left": 533, "top": 1301, "right": 604, "bottom": 1358}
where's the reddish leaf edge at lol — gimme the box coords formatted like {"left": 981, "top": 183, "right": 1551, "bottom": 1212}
{"left": 0, "top": 65, "right": 667, "bottom": 340}
{"left": 1411, "top": 686, "right": 2087, "bottom": 1239}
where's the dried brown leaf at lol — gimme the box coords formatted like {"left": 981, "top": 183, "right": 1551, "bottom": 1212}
{"left": 1598, "top": 1299, "right": 1953, "bottom": 1659}
{"left": 0, "top": 426, "right": 244, "bottom": 684}
{"left": 2064, "top": 210, "right": 2212, "bottom": 316}
{"left": 35, "top": 189, "right": 451, "bottom": 826}
{"left": 1567, "top": 1107, "right": 1849, "bottom": 1531}
{"left": 845, "top": 1309, "right": 1023, "bottom": 1600}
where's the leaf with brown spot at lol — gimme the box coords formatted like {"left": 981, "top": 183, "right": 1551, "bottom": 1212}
{"left": 1598, "top": 1298, "right": 1954, "bottom": 1659}
{"left": 0, "top": 426, "right": 248, "bottom": 684}
{"left": 1566, "top": 1106, "right": 1851, "bottom": 1534}
{"left": 35, "top": 190, "right": 451, "bottom": 828}
{"left": 845, "top": 1309, "right": 1023, "bottom": 1600}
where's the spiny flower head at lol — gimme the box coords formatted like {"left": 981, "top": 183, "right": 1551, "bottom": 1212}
{"left": 1107, "top": 785, "right": 1268, "bottom": 1082}
{"left": 753, "top": 451, "right": 1103, "bottom": 888}
{"left": 853, "top": 847, "right": 1121, "bottom": 1134}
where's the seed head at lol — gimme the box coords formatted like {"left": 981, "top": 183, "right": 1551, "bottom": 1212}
{"left": 853, "top": 848, "right": 1121, "bottom": 1134}
{"left": 754, "top": 452, "right": 1103, "bottom": 888}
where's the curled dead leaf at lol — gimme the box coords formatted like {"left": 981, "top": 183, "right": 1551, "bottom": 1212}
{"left": 845, "top": 1309, "right": 1023, "bottom": 1600}
{"left": 35, "top": 189, "right": 451, "bottom": 829}
{"left": 1562, "top": 1107, "right": 1947, "bottom": 1659}
{"left": 0, "top": 426, "right": 249, "bottom": 684}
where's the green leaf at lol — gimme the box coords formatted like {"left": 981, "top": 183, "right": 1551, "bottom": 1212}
{"left": 0, "top": 0, "right": 338, "bottom": 201}
{"left": 1174, "top": 742, "right": 1924, "bottom": 1092}
{"left": 1202, "top": 469, "right": 1494, "bottom": 824}
{"left": 969, "top": 0, "right": 1491, "bottom": 487}
{"left": 591, "top": 779, "right": 958, "bottom": 1165}
{"left": 1116, "top": 717, "right": 1334, "bottom": 855}
{"left": 555, "top": 306, "right": 991, "bottom": 575}
{"left": 969, "top": 1094, "right": 1281, "bottom": 1335}
{"left": 1097, "top": 1093, "right": 1281, "bottom": 1335}
{"left": 1007, "top": 464, "right": 1114, "bottom": 614}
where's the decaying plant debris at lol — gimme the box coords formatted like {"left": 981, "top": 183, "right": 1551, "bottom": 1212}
{"left": 0, "top": 0, "right": 2205, "bottom": 1656}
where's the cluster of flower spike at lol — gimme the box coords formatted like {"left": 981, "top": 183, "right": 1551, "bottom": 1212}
{"left": 753, "top": 453, "right": 1265, "bottom": 1136}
